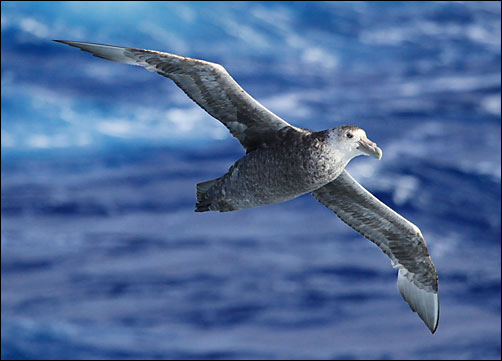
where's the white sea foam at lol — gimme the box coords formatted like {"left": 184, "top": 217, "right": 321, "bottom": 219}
{"left": 481, "top": 95, "right": 502, "bottom": 116}
{"left": 19, "top": 17, "right": 49, "bottom": 38}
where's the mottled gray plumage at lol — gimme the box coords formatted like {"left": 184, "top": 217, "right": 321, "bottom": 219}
{"left": 55, "top": 40, "right": 439, "bottom": 333}
{"left": 196, "top": 129, "right": 340, "bottom": 212}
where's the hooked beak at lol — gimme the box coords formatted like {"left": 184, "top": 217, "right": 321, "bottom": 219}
{"left": 358, "top": 137, "right": 382, "bottom": 160}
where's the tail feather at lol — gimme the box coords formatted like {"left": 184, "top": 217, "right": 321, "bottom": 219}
{"left": 195, "top": 177, "right": 221, "bottom": 212}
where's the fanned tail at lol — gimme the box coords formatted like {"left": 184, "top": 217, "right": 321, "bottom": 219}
{"left": 195, "top": 177, "right": 221, "bottom": 212}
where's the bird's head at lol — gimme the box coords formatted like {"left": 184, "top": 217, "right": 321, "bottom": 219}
{"left": 329, "top": 125, "right": 382, "bottom": 161}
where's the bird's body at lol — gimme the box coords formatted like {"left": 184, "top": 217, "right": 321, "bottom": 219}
{"left": 55, "top": 40, "right": 439, "bottom": 333}
{"left": 197, "top": 129, "right": 348, "bottom": 212}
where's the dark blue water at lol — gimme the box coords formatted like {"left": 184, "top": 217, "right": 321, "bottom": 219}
{"left": 1, "top": 2, "right": 501, "bottom": 359}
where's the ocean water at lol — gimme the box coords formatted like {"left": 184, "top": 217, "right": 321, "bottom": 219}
{"left": 1, "top": 1, "right": 501, "bottom": 359}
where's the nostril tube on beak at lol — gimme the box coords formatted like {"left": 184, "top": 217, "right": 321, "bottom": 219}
{"left": 358, "top": 137, "right": 382, "bottom": 160}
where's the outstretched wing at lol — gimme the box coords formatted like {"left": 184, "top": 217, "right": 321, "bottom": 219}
{"left": 55, "top": 40, "right": 299, "bottom": 152}
{"left": 312, "top": 170, "right": 439, "bottom": 333}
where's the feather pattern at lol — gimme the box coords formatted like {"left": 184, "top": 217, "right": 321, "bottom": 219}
{"left": 54, "top": 40, "right": 297, "bottom": 152}
{"left": 312, "top": 170, "right": 439, "bottom": 333}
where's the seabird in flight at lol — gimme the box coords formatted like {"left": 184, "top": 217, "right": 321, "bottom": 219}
{"left": 54, "top": 40, "right": 439, "bottom": 333}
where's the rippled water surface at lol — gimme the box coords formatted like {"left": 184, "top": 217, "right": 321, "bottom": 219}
{"left": 1, "top": 2, "right": 501, "bottom": 359}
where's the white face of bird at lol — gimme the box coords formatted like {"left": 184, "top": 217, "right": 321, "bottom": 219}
{"left": 329, "top": 125, "right": 383, "bottom": 162}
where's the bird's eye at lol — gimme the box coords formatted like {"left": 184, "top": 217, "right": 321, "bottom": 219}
{"left": 346, "top": 133, "right": 353, "bottom": 139}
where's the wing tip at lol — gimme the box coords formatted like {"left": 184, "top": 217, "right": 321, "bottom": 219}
{"left": 397, "top": 269, "right": 439, "bottom": 334}
{"left": 53, "top": 39, "right": 77, "bottom": 46}
{"left": 53, "top": 39, "right": 70, "bottom": 46}
{"left": 53, "top": 40, "right": 139, "bottom": 66}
